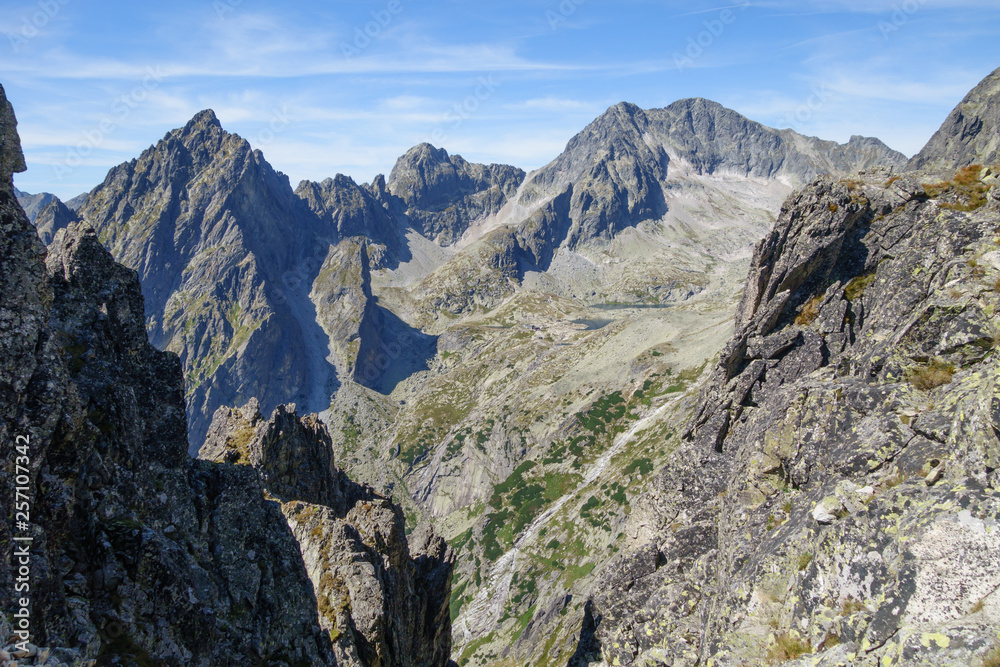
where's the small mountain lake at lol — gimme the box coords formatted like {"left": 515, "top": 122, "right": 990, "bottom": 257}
{"left": 571, "top": 318, "right": 614, "bottom": 330}
{"left": 590, "top": 302, "right": 674, "bottom": 311}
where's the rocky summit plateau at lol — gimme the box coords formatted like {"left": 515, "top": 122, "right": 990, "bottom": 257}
{"left": 1, "top": 64, "right": 1000, "bottom": 667}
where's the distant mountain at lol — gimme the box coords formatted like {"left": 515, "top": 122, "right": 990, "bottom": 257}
{"left": 74, "top": 109, "right": 330, "bottom": 447}
{"left": 387, "top": 143, "right": 525, "bottom": 245}
{"left": 14, "top": 187, "right": 87, "bottom": 224}
{"left": 44, "top": 96, "right": 915, "bottom": 664}
{"left": 13, "top": 186, "right": 54, "bottom": 221}
{"left": 515, "top": 98, "right": 908, "bottom": 248}
{"left": 33, "top": 196, "right": 80, "bottom": 244}
{"left": 909, "top": 65, "right": 1000, "bottom": 173}
{"left": 399, "top": 99, "right": 907, "bottom": 323}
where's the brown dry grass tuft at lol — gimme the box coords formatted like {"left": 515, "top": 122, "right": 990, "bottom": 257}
{"left": 795, "top": 294, "right": 823, "bottom": 326}
{"left": 767, "top": 632, "right": 812, "bottom": 663}
{"left": 923, "top": 165, "right": 990, "bottom": 211}
{"left": 905, "top": 358, "right": 956, "bottom": 391}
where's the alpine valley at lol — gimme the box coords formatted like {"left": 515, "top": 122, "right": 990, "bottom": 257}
{"left": 2, "top": 65, "right": 1000, "bottom": 666}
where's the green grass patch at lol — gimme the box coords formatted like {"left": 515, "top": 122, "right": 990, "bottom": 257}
{"left": 625, "top": 457, "right": 654, "bottom": 476}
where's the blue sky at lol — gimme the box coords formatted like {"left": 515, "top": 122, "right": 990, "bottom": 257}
{"left": 2, "top": 0, "right": 999, "bottom": 199}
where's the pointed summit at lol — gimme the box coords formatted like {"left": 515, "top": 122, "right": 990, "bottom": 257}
{"left": 387, "top": 142, "right": 524, "bottom": 244}
{"left": 185, "top": 108, "right": 222, "bottom": 130}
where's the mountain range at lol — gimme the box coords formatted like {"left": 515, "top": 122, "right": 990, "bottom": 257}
{"left": 3, "top": 64, "right": 1000, "bottom": 665}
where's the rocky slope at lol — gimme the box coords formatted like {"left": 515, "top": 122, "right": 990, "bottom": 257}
{"left": 0, "top": 84, "right": 452, "bottom": 666}
{"left": 587, "top": 72, "right": 1000, "bottom": 665}
{"left": 199, "top": 400, "right": 454, "bottom": 666}
{"left": 909, "top": 65, "right": 1000, "bottom": 174}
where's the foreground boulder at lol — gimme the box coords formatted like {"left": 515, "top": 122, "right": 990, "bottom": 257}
{"left": 591, "top": 161, "right": 1000, "bottom": 664}
{"left": 200, "top": 400, "right": 454, "bottom": 666}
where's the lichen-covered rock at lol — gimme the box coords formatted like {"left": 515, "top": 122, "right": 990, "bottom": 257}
{"left": 200, "top": 400, "right": 455, "bottom": 666}
{"left": 591, "top": 75, "right": 1000, "bottom": 664}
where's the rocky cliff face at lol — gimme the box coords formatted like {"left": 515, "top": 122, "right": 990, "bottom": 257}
{"left": 589, "top": 117, "right": 1000, "bottom": 664}
{"left": 0, "top": 84, "right": 452, "bottom": 666}
{"left": 909, "top": 65, "right": 1000, "bottom": 174}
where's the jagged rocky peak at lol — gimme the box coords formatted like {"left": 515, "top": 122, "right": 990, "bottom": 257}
{"left": 295, "top": 172, "right": 399, "bottom": 246}
{"left": 532, "top": 101, "right": 668, "bottom": 191}
{"left": 387, "top": 142, "right": 525, "bottom": 244}
{"left": 1, "top": 85, "right": 453, "bottom": 665}
{"left": 909, "top": 66, "right": 1000, "bottom": 174}
{"left": 515, "top": 97, "right": 907, "bottom": 250}
{"left": 535, "top": 97, "right": 906, "bottom": 191}
{"left": 200, "top": 400, "right": 455, "bottom": 666}
{"left": 73, "top": 107, "right": 323, "bottom": 447}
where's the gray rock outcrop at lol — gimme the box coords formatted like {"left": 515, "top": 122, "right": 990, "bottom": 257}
{"left": 200, "top": 400, "right": 455, "bottom": 666}
{"left": 592, "top": 153, "right": 1000, "bottom": 663}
